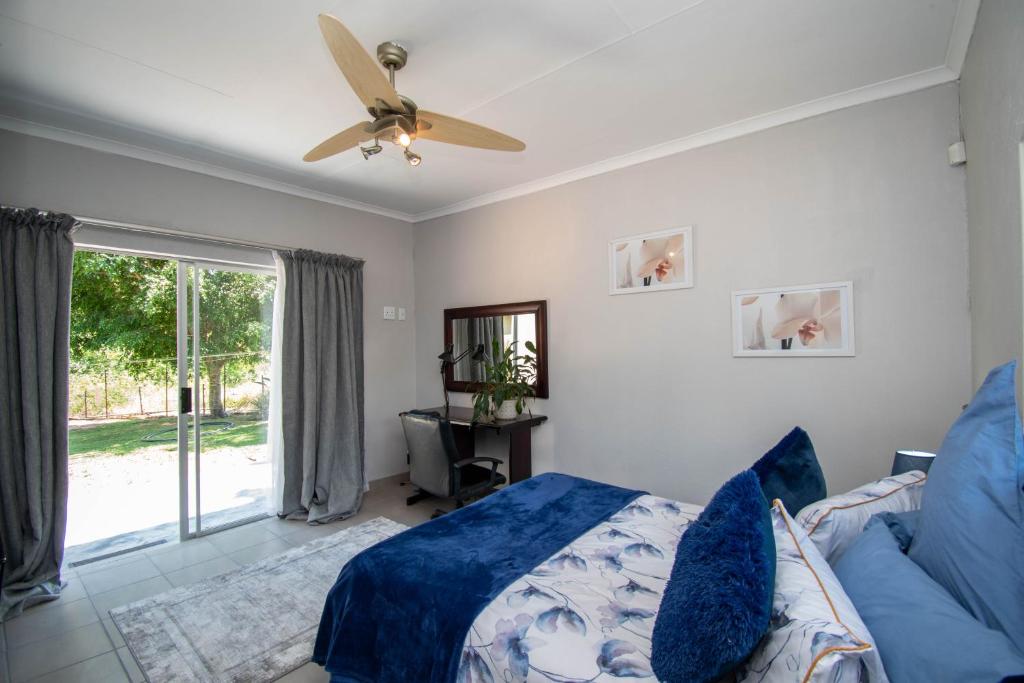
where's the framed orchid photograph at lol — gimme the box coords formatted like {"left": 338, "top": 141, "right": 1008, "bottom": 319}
{"left": 609, "top": 226, "right": 693, "bottom": 295}
{"left": 732, "top": 281, "right": 854, "bottom": 357}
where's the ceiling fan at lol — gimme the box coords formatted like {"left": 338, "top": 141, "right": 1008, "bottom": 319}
{"left": 303, "top": 14, "right": 526, "bottom": 167}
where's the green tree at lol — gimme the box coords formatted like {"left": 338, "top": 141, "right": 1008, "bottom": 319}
{"left": 71, "top": 251, "right": 275, "bottom": 417}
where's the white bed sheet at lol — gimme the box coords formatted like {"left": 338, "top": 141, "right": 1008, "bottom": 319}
{"left": 457, "top": 494, "right": 701, "bottom": 682}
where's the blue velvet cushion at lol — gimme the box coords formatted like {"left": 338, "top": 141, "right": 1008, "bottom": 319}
{"left": 751, "top": 427, "right": 826, "bottom": 514}
{"left": 835, "top": 517, "right": 1024, "bottom": 682}
{"left": 908, "top": 361, "right": 1024, "bottom": 652}
{"left": 651, "top": 470, "right": 775, "bottom": 683}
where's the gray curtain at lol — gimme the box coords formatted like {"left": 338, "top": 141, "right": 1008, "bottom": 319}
{"left": 278, "top": 249, "right": 364, "bottom": 524}
{"left": 0, "top": 207, "right": 77, "bottom": 621}
{"left": 455, "top": 316, "right": 503, "bottom": 381}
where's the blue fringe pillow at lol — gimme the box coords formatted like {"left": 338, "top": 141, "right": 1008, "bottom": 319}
{"left": 651, "top": 470, "right": 776, "bottom": 683}
{"left": 751, "top": 426, "right": 826, "bottom": 514}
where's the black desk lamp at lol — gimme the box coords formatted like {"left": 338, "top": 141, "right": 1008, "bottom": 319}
{"left": 438, "top": 343, "right": 485, "bottom": 416}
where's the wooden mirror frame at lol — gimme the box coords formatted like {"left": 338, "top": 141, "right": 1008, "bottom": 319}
{"left": 443, "top": 300, "right": 548, "bottom": 399}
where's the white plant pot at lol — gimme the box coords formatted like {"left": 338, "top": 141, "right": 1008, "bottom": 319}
{"left": 494, "top": 399, "right": 519, "bottom": 420}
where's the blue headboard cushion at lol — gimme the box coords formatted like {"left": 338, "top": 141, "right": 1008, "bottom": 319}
{"left": 651, "top": 470, "right": 775, "bottom": 683}
{"left": 751, "top": 426, "right": 827, "bottom": 514}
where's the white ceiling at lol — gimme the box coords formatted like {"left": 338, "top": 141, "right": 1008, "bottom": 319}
{"left": 0, "top": 0, "right": 977, "bottom": 222}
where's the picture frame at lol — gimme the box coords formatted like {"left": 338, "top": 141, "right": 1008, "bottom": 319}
{"left": 609, "top": 226, "right": 694, "bottom": 295}
{"left": 732, "top": 281, "right": 855, "bottom": 357}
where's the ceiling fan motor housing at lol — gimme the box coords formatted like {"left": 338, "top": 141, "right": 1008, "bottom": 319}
{"left": 376, "top": 41, "right": 408, "bottom": 71}
{"left": 369, "top": 113, "right": 416, "bottom": 145}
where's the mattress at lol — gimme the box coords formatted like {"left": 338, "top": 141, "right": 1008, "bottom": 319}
{"left": 457, "top": 494, "right": 702, "bottom": 681}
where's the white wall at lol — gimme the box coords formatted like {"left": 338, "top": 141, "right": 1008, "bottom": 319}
{"left": 414, "top": 85, "right": 972, "bottom": 504}
{"left": 960, "top": 0, "right": 1024, "bottom": 388}
{"left": 0, "top": 129, "right": 416, "bottom": 481}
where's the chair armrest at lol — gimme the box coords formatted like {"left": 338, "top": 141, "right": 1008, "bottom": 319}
{"left": 453, "top": 457, "right": 502, "bottom": 468}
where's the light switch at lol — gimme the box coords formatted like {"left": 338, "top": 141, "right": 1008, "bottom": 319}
{"left": 383, "top": 306, "right": 396, "bottom": 320}
{"left": 398, "top": 307, "right": 406, "bottom": 321}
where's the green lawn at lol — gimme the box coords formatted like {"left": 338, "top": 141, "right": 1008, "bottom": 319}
{"left": 69, "top": 414, "right": 268, "bottom": 457}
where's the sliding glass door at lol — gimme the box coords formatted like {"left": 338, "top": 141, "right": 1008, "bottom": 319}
{"left": 65, "top": 248, "right": 276, "bottom": 564}
{"left": 178, "top": 262, "right": 276, "bottom": 539}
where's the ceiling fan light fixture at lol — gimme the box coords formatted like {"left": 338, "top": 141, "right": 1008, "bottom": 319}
{"left": 404, "top": 149, "right": 422, "bottom": 167}
{"left": 360, "top": 142, "right": 383, "bottom": 160}
{"left": 398, "top": 132, "right": 411, "bottom": 147}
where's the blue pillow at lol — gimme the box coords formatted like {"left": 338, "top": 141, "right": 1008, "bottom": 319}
{"left": 651, "top": 470, "right": 775, "bottom": 683}
{"left": 835, "top": 517, "right": 1024, "bottom": 681}
{"left": 908, "top": 361, "right": 1024, "bottom": 652}
{"left": 751, "top": 427, "right": 826, "bottom": 514}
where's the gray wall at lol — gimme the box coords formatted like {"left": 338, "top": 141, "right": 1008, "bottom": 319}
{"left": 960, "top": 0, "right": 1024, "bottom": 388}
{"left": 0, "top": 129, "right": 416, "bottom": 481}
{"left": 415, "top": 84, "right": 972, "bottom": 504}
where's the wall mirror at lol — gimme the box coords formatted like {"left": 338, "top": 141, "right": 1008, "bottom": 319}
{"left": 443, "top": 300, "right": 548, "bottom": 398}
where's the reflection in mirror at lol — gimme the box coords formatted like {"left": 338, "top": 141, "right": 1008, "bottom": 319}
{"left": 451, "top": 313, "right": 537, "bottom": 383}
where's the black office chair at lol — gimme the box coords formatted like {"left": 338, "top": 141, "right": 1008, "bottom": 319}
{"left": 400, "top": 411, "right": 506, "bottom": 517}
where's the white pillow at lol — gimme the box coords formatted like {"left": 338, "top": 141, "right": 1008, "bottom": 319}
{"left": 739, "top": 501, "right": 888, "bottom": 683}
{"left": 796, "top": 471, "right": 926, "bottom": 565}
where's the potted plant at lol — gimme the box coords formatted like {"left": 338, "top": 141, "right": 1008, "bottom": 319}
{"left": 472, "top": 339, "right": 538, "bottom": 421}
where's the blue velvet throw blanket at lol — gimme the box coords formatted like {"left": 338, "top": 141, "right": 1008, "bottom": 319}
{"left": 312, "top": 472, "right": 644, "bottom": 682}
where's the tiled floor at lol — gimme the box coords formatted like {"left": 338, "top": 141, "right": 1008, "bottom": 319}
{"left": 0, "top": 474, "right": 443, "bottom": 682}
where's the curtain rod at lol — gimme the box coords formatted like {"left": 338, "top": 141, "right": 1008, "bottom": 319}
{"left": 3, "top": 204, "right": 361, "bottom": 260}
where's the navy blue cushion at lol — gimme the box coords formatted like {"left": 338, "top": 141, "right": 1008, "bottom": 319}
{"left": 651, "top": 470, "right": 775, "bottom": 683}
{"left": 908, "top": 361, "right": 1024, "bottom": 652}
{"left": 751, "top": 426, "right": 826, "bottom": 514}
{"left": 835, "top": 517, "right": 1024, "bottom": 682}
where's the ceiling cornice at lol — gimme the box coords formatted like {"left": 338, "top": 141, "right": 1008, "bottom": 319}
{"left": 0, "top": 113, "right": 417, "bottom": 223}
{"left": 944, "top": 0, "right": 981, "bottom": 76}
{"left": 0, "top": 0, "right": 980, "bottom": 226}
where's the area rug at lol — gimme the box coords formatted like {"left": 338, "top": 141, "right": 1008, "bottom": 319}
{"left": 110, "top": 517, "right": 408, "bottom": 682}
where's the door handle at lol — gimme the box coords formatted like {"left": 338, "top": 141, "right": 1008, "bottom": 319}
{"left": 180, "top": 387, "right": 192, "bottom": 414}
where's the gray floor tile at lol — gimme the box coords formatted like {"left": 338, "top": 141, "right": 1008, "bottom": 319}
{"left": 164, "top": 556, "right": 240, "bottom": 588}
{"left": 29, "top": 651, "right": 129, "bottom": 683}
{"left": 116, "top": 646, "right": 145, "bottom": 682}
{"left": 79, "top": 556, "right": 162, "bottom": 595}
{"left": 90, "top": 575, "right": 174, "bottom": 616}
{"left": 148, "top": 538, "right": 223, "bottom": 573}
{"left": 4, "top": 597, "right": 99, "bottom": 648}
{"left": 255, "top": 515, "right": 302, "bottom": 537}
{"left": 7, "top": 621, "right": 112, "bottom": 682}
{"left": 102, "top": 617, "right": 126, "bottom": 648}
{"left": 226, "top": 537, "right": 294, "bottom": 566}
{"left": 205, "top": 524, "right": 281, "bottom": 554}
{"left": 276, "top": 661, "right": 330, "bottom": 682}
{"left": 57, "top": 575, "right": 89, "bottom": 603}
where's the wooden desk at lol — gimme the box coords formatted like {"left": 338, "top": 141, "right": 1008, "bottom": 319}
{"left": 415, "top": 406, "right": 548, "bottom": 483}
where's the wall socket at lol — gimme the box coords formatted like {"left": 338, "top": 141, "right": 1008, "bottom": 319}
{"left": 383, "top": 306, "right": 396, "bottom": 320}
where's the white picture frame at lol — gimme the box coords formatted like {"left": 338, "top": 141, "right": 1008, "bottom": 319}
{"left": 609, "top": 226, "right": 694, "bottom": 295}
{"left": 732, "top": 281, "right": 855, "bottom": 357}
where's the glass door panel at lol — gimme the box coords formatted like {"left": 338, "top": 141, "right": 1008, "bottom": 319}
{"left": 189, "top": 263, "right": 276, "bottom": 535}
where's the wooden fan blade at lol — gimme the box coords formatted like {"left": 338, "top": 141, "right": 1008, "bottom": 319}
{"left": 317, "top": 14, "right": 405, "bottom": 112}
{"left": 303, "top": 122, "right": 374, "bottom": 162}
{"left": 416, "top": 110, "right": 525, "bottom": 151}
